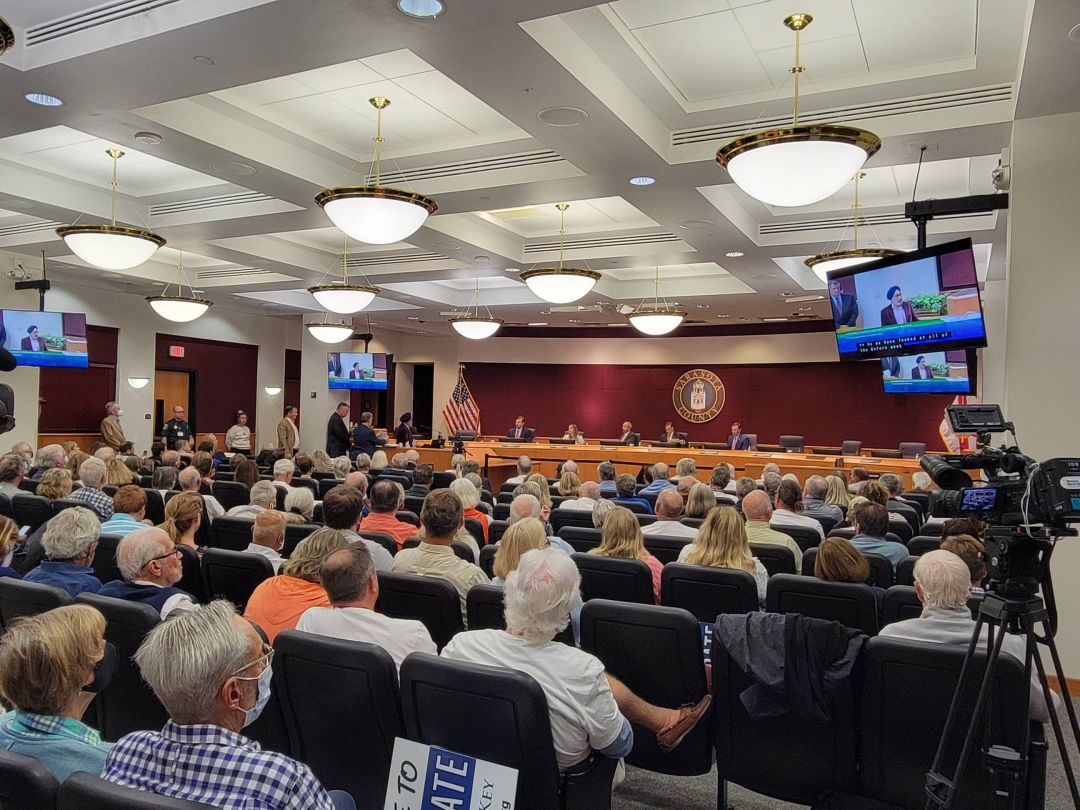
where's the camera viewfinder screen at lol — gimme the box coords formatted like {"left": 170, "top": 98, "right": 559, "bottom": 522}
{"left": 960, "top": 487, "right": 999, "bottom": 513}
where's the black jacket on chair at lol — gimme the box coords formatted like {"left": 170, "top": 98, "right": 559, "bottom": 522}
{"left": 326, "top": 412, "right": 351, "bottom": 457}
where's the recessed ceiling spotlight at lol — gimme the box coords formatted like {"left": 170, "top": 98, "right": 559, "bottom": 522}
{"left": 474, "top": 255, "right": 489, "bottom": 262}
{"left": 763, "top": 317, "right": 789, "bottom": 322}
{"left": 779, "top": 291, "right": 795, "bottom": 297}
{"left": 193, "top": 55, "right": 214, "bottom": 65}
{"left": 695, "top": 304, "right": 710, "bottom": 309}
{"left": 628, "top": 176, "right": 656, "bottom": 187}
{"left": 407, "top": 316, "right": 422, "bottom": 321}
{"left": 528, "top": 322, "right": 547, "bottom": 326}
{"left": 606, "top": 323, "right": 624, "bottom": 326}
{"left": 536, "top": 106, "right": 589, "bottom": 127}
{"left": 213, "top": 161, "right": 257, "bottom": 177}
{"left": 25, "top": 93, "right": 62, "bottom": 107}
{"left": 134, "top": 131, "right": 163, "bottom": 146}
{"left": 396, "top": 0, "right": 444, "bottom": 18}
{"left": 678, "top": 219, "right": 714, "bottom": 229}
{"left": 716, "top": 314, "right": 731, "bottom": 318}
{"left": 101, "top": 272, "right": 123, "bottom": 279}
{"left": 504, "top": 267, "right": 520, "bottom": 273}
{"left": 739, "top": 316, "right": 751, "bottom": 321}
{"left": 725, "top": 251, "right": 744, "bottom": 258}
{"left": 568, "top": 319, "right": 580, "bottom": 323}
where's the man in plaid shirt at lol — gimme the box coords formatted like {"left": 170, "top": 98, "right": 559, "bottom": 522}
{"left": 102, "top": 601, "right": 355, "bottom": 809}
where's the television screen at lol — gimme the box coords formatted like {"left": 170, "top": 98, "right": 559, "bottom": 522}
{"left": 0, "top": 310, "right": 89, "bottom": 368}
{"left": 830, "top": 238, "right": 987, "bottom": 360}
{"left": 327, "top": 352, "right": 388, "bottom": 390}
{"left": 882, "top": 349, "right": 975, "bottom": 395}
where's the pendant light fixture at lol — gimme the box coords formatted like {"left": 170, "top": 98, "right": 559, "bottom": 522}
{"left": 715, "top": 14, "right": 881, "bottom": 208}
{"left": 804, "top": 171, "right": 902, "bottom": 281}
{"left": 307, "top": 235, "right": 379, "bottom": 313}
{"left": 315, "top": 97, "right": 438, "bottom": 244}
{"left": 519, "top": 203, "right": 601, "bottom": 304}
{"left": 627, "top": 266, "right": 686, "bottom": 336}
{"left": 146, "top": 251, "right": 212, "bottom": 322}
{"left": 57, "top": 149, "right": 166, "bottom": 269}
{"left": 306, "top": 314, "right": 355, "bottom": 344}
{"left": 449, "top": 279, "right": 503, "bottom": 340}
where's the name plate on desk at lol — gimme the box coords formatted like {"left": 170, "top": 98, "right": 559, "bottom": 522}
{"left": 384, "top": 738, "right": 518, "bottom": 810}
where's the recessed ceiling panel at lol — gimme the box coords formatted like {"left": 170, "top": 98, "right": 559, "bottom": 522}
{"left": 478, "top": 196, "right": 659, "bottom": 237}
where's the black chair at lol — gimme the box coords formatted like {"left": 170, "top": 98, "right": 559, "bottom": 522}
{"left": 895, "top": 555, "right": 918, "bottom": 587}
{"left": 765, "top": 574, "right": 879, "bottom": 635}
{"left": 641, "top": 534, "right": 692, "bottom": 565}
{"left": 898, "top": 441, "right": 927, "bottom": 459}
{"left": 0, "top": 493, "right": 10, "bottom": 519}
{"left": 281, "top": 523, "right": 319, "bottom": 557}
{"left": 549, "top": 509, "right": 594, "bottom": 534}
{"left": 431, "top": 472, "right": 456, "bottom": 489}
{"left": 209, "top": 516, "right": 254, "bottom": 552}
{"left": 0, "top": 578, "right": 71, "bottom": 625}
{"left": 357, "top": 531, "right": 398, "bottom": 557}
{"left": 749, "top": 543, "right": 796, "bottom": 576}
{"left": 274, "top": 486, "right": 287, "bottom": 511}
{"left": 572, "top": 553, "right": 654, "bottom": 604}
{"left": 11, "top": 494, "right": 53, "bottom": 531}
{"left": 908, "top": 535, "right": 941, "bottom": 555}
{"left": 176, "top": 545, "right": 207, "bottom": 603}
{"left": 635, "top": 513, "right": 658, "bottom": 527}
{"left": 75, "top": 593, "right": 168, "bottom": 741}
{"left": 771, "top": 524, "right": 821, "bottom": 552}
{"left": 90, "top": 534, "right": 124, "bottom": 585}
{"left": 900, "top": 490, "right": 931, "bottom": 514}
{"left": 51, "top": 498, "right": 85, "bottom": 514}
{"left": 841, "top": 440, "right": 862, "bottom": 455}
{"left": 211, "top": 480, "right": 249, "bottom": 512}
{"left": 488, "top": 519, "right": 509, "bottom": 545}
{"left": 829, "top": 527, "right": 855, "bottom": 540}
{"left": 57, "top": 772, "right": 215, "bottom": 809}
{"left": 557, "top": 526, "right": 602, "bottom": 553}
{"left": 864, "top": 553, "right": 894, "bottom": 588}
{"left": 201, "top": 548, "right": 274, "bottom": 611}
{"left": 660, "top": 563, "right": 758, "bottom": 623}
{"left": 880, "top": 585, "right": 923, "bottom": 626}
{"left": 812, "top": 513, "right": 840, "bottom": 535}
{"left": 375, "top": 571, "right": 462, "bottom": 650}
{"left": 141, "top": 488, "right": 165, "bottom": 525}
{"left": 400, "top": 653, "right": 618, "bottom": 810}
{"left": 0, "top": 748, "right": 58, "bottom": 810}
{"left": 318, "top": 478, "right": 345, "bottom": 499}
{"left": 918, "top": 520, "right": 945, "bottom": 536}
{"left": 496, "top": 491, "right": 514, "bottom": 505}
{"left": 273, "top": 631, "right": 404, "bottom": 810}
{"left": 18, "top": 479, "right": 39, "bottom": 494}
{"left": 778, "top": 434, "right": 805, "bottom": 453}
{"left": 616, "top": 499, "right": 650, "bottom": 514}
{"left": 292, "top": 477, "right": 319, "bottom": 497}
{"left": 479, "top": 545, "right": 497, "bottom": 579}
{"left": 462, "top": 517, "right": 486, "bottom": 546}
{"left": 466, "top": 583, "right": 506, "bottom": 631}
{"left": 493, "top": 503, "right": 510, "bottom": 521}
{"left": 887, "top": 501, "right": 921, "bottom": 535}
{"left": 580, "top": 600, "right": 712, "bottom": 776}
{"left": 887, "top": 517, "right": 914, "bottom": 544}
{"left": 403, "top": 495, "right": 426, "bottom": 515}
{"left": 395, "top": 510, "right": 420, "bottom": 527}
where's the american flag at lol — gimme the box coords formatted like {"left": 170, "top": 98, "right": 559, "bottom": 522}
{"left": 443, "top": 365, "right": 480, "bottom": 435}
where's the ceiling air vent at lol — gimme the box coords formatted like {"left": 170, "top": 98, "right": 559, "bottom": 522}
{"left": 346, "top": 251, "right": 449, "bottom": 268}
{"left": 195, "top": 267, "right": 276, "bottom": 282}
{"left": 149, "top": 191, "right": 275, "bottom": 218}
{"left": 760, "top": 210, "right": 990, "bottom": 236}
{"left": 524, "top": 232, "right": 681, "bottom": 255}
{"left": 0, "top": 220, "right": 62, "bottom": 239}
{"left": 26, "top": 0, "right": 182, "bottom": 46}
{"left": 373, "top": 150, "right": 565, "bottom": 185}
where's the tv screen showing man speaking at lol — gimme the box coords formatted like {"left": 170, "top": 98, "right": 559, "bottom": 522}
{"left": 881, "top": 349, "right": 975, "bottom": 395}
{"left": 0, "top": 310, "right": 89, "bottom": 368}
{"left": 327, "top": 352, "right": 388, "bottom": 390}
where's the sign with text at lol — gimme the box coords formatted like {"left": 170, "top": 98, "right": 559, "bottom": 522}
{"left": 384, "top": 737, "right": 518, "bottom": 810}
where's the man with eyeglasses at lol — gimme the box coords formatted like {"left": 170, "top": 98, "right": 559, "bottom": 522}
{"left": 104, "top": 601, "right": 354, "bottom": 809}
{"left": 97, "top": 528, "right": 198, "bottom": 620}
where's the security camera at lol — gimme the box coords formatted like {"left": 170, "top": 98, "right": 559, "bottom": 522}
{"left": 992, "top": 148, "right": 1010, "bottom": 192}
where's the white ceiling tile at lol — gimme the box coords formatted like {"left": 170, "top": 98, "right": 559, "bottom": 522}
{"left": 441, "top": 101, "right": 520, "bottom": 135}
{"left": 756, "top": 34, "right": 867, "bottom": 86}
{"left": 861, "top": 13, "right": 976, "bottom": 72}
{"left": 0, "top": 125, "right": 91, "bottom": 154}
{"left": 852, "top": 0, "right": 976, "bottom": 31}
{"left": 360, "top": 49, "right": 434, "bottom": 79}
{"left": 292, "top": 60, "right": 384, "bottom": 93}
{"left": 610, "top": 0, "right": 732, "bottom": 30}
{"left": 733, "top": 0, "right": 859, "bottom": 52}
{"left": 394, "top": 71, "right": 480, "bottom": 111}
{"left": 220, "top": 76, "right": 310, "bottom": 107}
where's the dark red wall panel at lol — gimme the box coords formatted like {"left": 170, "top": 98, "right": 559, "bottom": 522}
{"left": 39, "top": 325, "right": 118, "bottom": 432}
{"left": 465, "top": 362, "right": 952, "bottom": 449}
{"left": 156, "top": 334, "right": 258, "bottom": 432}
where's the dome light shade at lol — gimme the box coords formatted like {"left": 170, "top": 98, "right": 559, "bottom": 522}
{"left": 805, "top": 248, "right": 901, "bottom": 281}
{"left": 316, "top": 188, "right": 437, "bottom": 245}
{"left": 628, "top": 307, "right": 686, "bottom": 336}
{"left": 127, "top": 376, "right": 150, "bottom": 389}
{"left": 264, "top": 386, "right": 282, "bottom": 395}
{"left": 58, "top": 224, "right": 165, "bottom": 270}
{"left": 146, "top": 295, "right": 212, "bottom": 322}
{"left": 520, "top": 268, "right": 600, "bottom": 304}
{"left": 451, "top": 316, "right": 503, "bottom": 340}
{"left": 309, "top": 283, "right": 379, "bottom": 314}
{"left": 307, "top": 320, "right": 354, "bottom": 343}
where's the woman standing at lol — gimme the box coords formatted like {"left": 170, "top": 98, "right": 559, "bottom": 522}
{"left": 225, "top": 410, "right": 252, "bottom": 455}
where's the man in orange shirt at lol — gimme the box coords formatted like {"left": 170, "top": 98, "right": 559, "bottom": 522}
{"left": 358, "top": 479, "right": 417, "bottom": 549}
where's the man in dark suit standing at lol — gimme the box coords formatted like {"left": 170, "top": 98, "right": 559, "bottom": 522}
{"left": 351, "top": 410, "right": 386, "bottom": 459}
{"left": 507, "top": 416, "right": 535, "bottom": 442}
{"left": 19, "top": 325, "right": 50, "bottom": 352}
{"left": 911, "top": 356, "right": 935, "bottom": 380}
{"left": 326, "top": 402, "right": 351, "bottom": 457}
{"left": 618, "top": 421, "right": 641, "bottom": 446}
{"left": 726, "top": 421, "right": 750, "bottom": 451}
{"left": 829, "top": 280, "right": 858, "bottom": 328}
{"left": 881, "top": 356, "right": 901, "bottom": 378}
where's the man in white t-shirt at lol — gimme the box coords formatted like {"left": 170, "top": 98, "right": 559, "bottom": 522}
{"left": 297, "top": 545, "right": 435, "bottom": 670}
{"left": 440, "top": 548, "right": 710, "bottom": 771}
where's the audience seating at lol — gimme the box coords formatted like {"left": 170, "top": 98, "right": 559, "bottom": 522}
{"left": 51, "top": 498, "right": 84, "bottom": 514}
{"left": 283, "top": 523, "right": 319, "bottom": 557}
{"left": 137, "top": 475, "right": 153, "bottom": 488}
{"left": 616, "top": 499, "right": 650, "bottom": 514}
{"left": 771, "top": 524, "right": 821, "bottom": 552}
{"left": 635, "top": 513, "right": 658, "bottom": 527}
{"left": 765, "top": 574, "right": 879, "bottom": 635}
{"left": 176, "top": 545, "right": 208, "bottom": 603}
{"left": 75, "top": 593, "right": 168, "bottom": 741}
{"left": 141, "top": 488, "right": 165, "bottom": 524}
{"left": 641, "top": 534, "right": 692, "bottom": 565}
{"left": 359, "top": 531, "right": 398, "bottom": 557}
{"left": 211, "top": 480, "right": 248, "bottom": 512}
{"left": 18, "top": 480, "right": 39, "bottom": 494}
{"left": 431, "top": 472, "right": 456, "bottom": 489}
{"left": 778, "top": 435, "right": 805, "bottom": 453}
{"left": 557, "top": 526, "right": 602, "bottom": 553}
{"left": 462, "top": 517, "right": 486, "bottom": 546}
{"left": 201, "top": 548, "right": 273, "bottom": 611}
{"left": 10, "top": 494, "right": 52, "bottom": 531}
{"left": 208, "top": 516, "right": 255, "bottom": 552}
{"left": 478, "top": 545, "right": 497, "bottom": 579}
{"left": 0, "top": 493, "right": 9, "bottom": 519}
{"left": 919, "top": 521, "right": 945, "bottom": 536}
{"left": 488, "top": 519, "right": 509, "bottom": 545}
{"left": 898, "top": 442, "right": 927, "bottom": 459}
{"left": 400, "top": 653, "right": 618, "bottom": 810}
{"left": 274, "top": 486, "right": 287, "bottom": 511}
{"left": 0, "top": 579, "right": 71, "bottom": 626}
{"left": 900, "top": 490, "right": 931, "bottom": 514}
{"left": 881, "top": 585, "right": 923, "bottom": 626}
{"left": 374, "top": 572, "right": 463, "bottom": 650}
{"left": 680, "top": 517, "right": 704, "bottom": 529}
{"left": 580, "top": 600, "right": 712, "bottom": 777}
{"left": 493, "top": 503, "right": 511, "bottom": 521}
{"left": 549, "top": 509, "right": 594, "bottom": 534}
{"left": 749, "top": 543, "right": 797, "bottom": 576}
{"left": 315, "top": 478, "right": 343, "bottom": 499}
{"left": 395, "top": 510, "right": 420, "bottom": 527}
{"left": 403, "top": 495, "right": 426, "bottom": 515}
{"left": 811, "top": 514, "right": 840, "bottom": 535}
{"left": 572, "top": 553, "right": 654, "bottom": 605}
{"left": 864, "top": 553, "right": 894, "bottom": 588}
{"left": 465, "top": 584, "right": 506, "bottom": 631}
{"left": 0, "top": 748, "right": 58, "bottom": 810}
{"left": 660, "top": 563, "right": 758, "bottom": 623}
{"left": 908, "top": 536, "right": 941, "bottom": 556}
{"left": 841, "top": 440, "right": 862, "bottom": 455}
{"left": 273, "top": 631, "right": 404, "bottom": 810}
{"left": 291, "top": 477, "right": 319, "bottom": 497}
{"left": 57, "top": 772, "right": 215, "bottom": 809}
{"left": 887, "top": 501, "right": 922, "bottom": 535}
{"left": 90, "top": 534, "right": 124, "bottom": 585}
{"left": 896, "top": 555, "right": 918, "bottom": 587}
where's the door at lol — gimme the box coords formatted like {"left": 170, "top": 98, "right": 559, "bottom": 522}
{"left": 155, "top": 370, "right": 191, "bottom": 441}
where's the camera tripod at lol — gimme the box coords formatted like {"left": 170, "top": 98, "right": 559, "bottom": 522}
{"left": 924, "top": 580, "right": 1080, "bottom": 808}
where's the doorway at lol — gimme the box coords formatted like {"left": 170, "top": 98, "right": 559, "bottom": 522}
{"left": 413, "top": 363, "right": 434, "bottom": 438}
{"left": 155, "top": 370, "right": 192, "bottom": 441}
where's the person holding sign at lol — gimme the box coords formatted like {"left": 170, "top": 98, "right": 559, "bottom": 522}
{"left": 441, "top": 547, "right": 711, "bottom": 771}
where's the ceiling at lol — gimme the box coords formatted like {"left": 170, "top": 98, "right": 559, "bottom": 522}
{"left": 0, "top": 0, "right": 1060, "bottom": 336}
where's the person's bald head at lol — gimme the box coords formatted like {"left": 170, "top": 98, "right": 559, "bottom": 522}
{"left": 343, "top": 471, "right": 368, "bottom": 495}
{"left": 655, "top": 488, "right": 684, "bottom": 520}
{"left": 509, "top": 494, "right": 541, "bottom": 524}
{"left": 742, "top": 489, "right": 773, "bottom": 521}
{"left": 579, "top": 481, "right": 600, "bottom": 500}
{"left": 562, "top": 460, "right": 579, "bottom": 475}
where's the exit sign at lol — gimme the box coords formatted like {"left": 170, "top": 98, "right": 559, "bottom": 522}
{"left": 169, "top": 345, "right": 185, "bottom": 358}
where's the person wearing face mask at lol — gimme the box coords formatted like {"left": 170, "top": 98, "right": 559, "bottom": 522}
{"left": 0, "top": 604, "right": 115, "bottom": 780}
{"left": 100, "top": 400, "right": 127, "bottom": 451}
{"left": 103, "top": 601, "right": 355, "bottom": 810}
{"left": 98, "top": 528, "right": 199, "bottom": 620}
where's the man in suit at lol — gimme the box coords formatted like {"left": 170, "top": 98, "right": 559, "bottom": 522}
{"left": 19, "top": 325, "right": 50, "bottom": 352}
{"left": 829, "top": 280, "right": 858, "bottom": 328}
{"left": 881, "top": 355, "right": 901, "bottom": 378}
{"left": 326, "top": 402, "right": 351, "bottom": 457}
{"left": 276, "top": 405, "right": 299, "bottom": 459}
{"left": 348, "top": 362, "right": 363, "bottom": 380}
{"left": 507, "top": 415, "right": 535, "bottom": 442}
{"left": 879, "top": 285, "right": 919, "bottom": 326}
{"left": 726, "top": 421, "right": 750, "bottom": 451}
{"left": 352, "top": 410, "right": 386, "bottom": 459}
{"left": 911, "top": 356, "right": 935, "bottom": 380}
{"left": 100, "top": 401, "right": 127, "bottom": 450}
{"left": 658, "top": 420, "right": 687, "bottom": 446}
{"left": 618, "top": 421, "right": 640, "bottom": 446}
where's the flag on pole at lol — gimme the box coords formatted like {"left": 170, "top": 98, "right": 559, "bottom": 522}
{"left": 443, "top": 365, "right": 481, "bottom": 435}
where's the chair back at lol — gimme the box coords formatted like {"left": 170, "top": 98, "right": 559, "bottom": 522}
{"left": 557, "top": 526, "right": 602, "bottom": 553}
{"left": 0, "top": 493, "right": 9, "bottom": 519}
{"left": 176, "top": 545, "right": 207, "bottom": 603}
{"left": 51, "top": 498, "right": 85, "bottom": 514}
{"left": 841, "top": 440, "right": 862, "bottom": 456}
{"left": 0, "top": 578, "right": 71, "bottom": 625}
{"left": 488, "top": 519, "right": 509, "bottom": 545}
{"left": 462, "top": 517, "right": 486, "bottom": 546}
{"left": 57, "top": 772, "right": 215, "bottom": 809}
{"left": 358, "top": 531, "right": 398, "bottom": 557}
{"left": 211, "top": 480, "right": 249, "bottom": 512}
{"left": 74, "top": 593, "right": 167, "bottom": 741}
{"left": 375, "top": 572, "right": 463, "bottom": 650}
{"left": 11, "top": 494, "right": 52, "bottom": 531}
{"left": 660, "top": 563, "right": 758, "bottom": 623}
{"left": 91, "top": 534, "right": 124, "bottom": 585}
{"left": 895, "top": 555, "right": 918, "bottom": 587}
{"left": 403, "top": 495, "right": 426, "bottom": 515}
{"left": 641, "top": 534, "right": 692, "bottom": 565}
{"left": 493, "top": 503, "right": 510, "bottom": 521}
{"left": 898, "top": 441, "right": 927, "bottom": 459}
{"left": 17, "top": 479, "right": 39, "bottom": 494}
{"left": 282, "top": 523, "right": 319, "bottom": 557}
{"left": 900, "top": 491, "right": 931, "bottom": 513}
{"left": 478, "top": 545, "right": 497, "bottom": 579}
{"left": 765, "top": 574, "right": 879, "bottom": 635}
{"left": 141, "top": 489, "right": 165, "bottom": 524}
{"left": 908, "top": 536, "right": 941, "bottom": 556}
{"left": 812, "top": 514, "right": 839, "bottom": 535}
{"left": 572, "top": 553, "right": 654, "bottom": 604}
{"left": 431, "top": 472, "right": 455, "bottom": 489}
{"left": 771, "top": 524, "right": 821, "bottom": 552}
{"left": 318, "top": 478, "right": 345, "bottom": 499}
{"left": 208, "top": 516, "right": 254, "bottom": 552}
{"left": 617, "top": 499, "right": 650, "bottom": 514}
{"left": 273, "top": 630, "right": 404, "bottom": 810}
{"left": 395, "top": 510, "right": 420, "bottom": 527}
{"left": 918, "top": 521, "right": 944, "bottom": 537}
{"left": 466, "top": 583, "right": 506, "bottom": 630}
{"left": 748, "top": 543, "right": 796, "bottom": 576}
{"left": 880, "top": 585, "right": 923, "bottom": 626}
{"left": 864, "top": 553, "right": 894, "bottom": 588}
{"left": 549, "top": 509, "right": 594, "bottom": 534}
{"left": 201, "top": 548, "right": 274, "bottom": 611}
{"left": 778, "top": 435, "right": 805, "bottom": 453}
{"left": 887, "top": 501, "right": 921, "bottom": 535}
{"left": 0, "top": 748, "right": 58, "bottom": 810}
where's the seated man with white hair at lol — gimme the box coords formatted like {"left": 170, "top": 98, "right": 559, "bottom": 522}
{"left": 68, "top": 457, "right": 114, "bottom": 521}
{"left": 505, "top": 456, "right": 532, "bottom": 486}
{"left": 800, "top": 475, "right": 845, "bottom": 525}
{"left": 98, "top": 527, "right": 198, "bottom": 619}
{"left": 403, "top": 449, "right": 420, "bottom": 469}
{"left": 227, "top": 480, "right": 277, "bottom": 519}
{"left": 272, "top": 458, "right": 297, "bottom": 496}
{"left": 558, "top": 480, "right": 601, "bottom": 511}
{"left": 508, "top": 493, "right": 573, "bottom": 554}
{"left": 640, "top": 489, "right": 697, "bottom": 538}
{"left": 640, "top": 463, "right": 675, "bottom": 495}
{"left": 24, "top": 507, "right": 102, "bottom": 597}
{"left": 179, "top": 466, "right": 225, "bottom": 522}
{"left": 245, "top": 511, "right": 287, "bottom": 573}
{"left": 30, "top": 443, "right": 66, "bottom": 480}
{"left": 441, "top": 547, "right": 711, "bottom": 770}
{"left": 880, "top": 550, "right": 1059, "bottom": 723}
{"left": 103, "top": 601, "right": 355, "bottom": 809}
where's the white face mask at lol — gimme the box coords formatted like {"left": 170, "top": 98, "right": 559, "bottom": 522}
{"left": 117, "top": 409, "right": 124, "bottom": 417}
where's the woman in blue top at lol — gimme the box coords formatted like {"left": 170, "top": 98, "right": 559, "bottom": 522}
{"left": 0, "top": 604, "right": 115, "bottom": 780}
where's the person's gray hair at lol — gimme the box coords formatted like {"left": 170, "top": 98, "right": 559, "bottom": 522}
{"left": 332, "top": 456, "right": 352, "bottom": 478}
{"left": 561, "top": 460, "right": 579, "bottom": 475}
{"left": 42, "top": 506, "right": 99, "bottom": 561}
{"left": 152, "top": 466, "right": 178, "bottom": 490}
{"left": 0, "top": 454, "right": 25, "bottom": 483}
{"left": 249, "top": 480, "right": 277, "bottom": 508}
{"left": 735, "top": 476, "right": 757, "bottom": 500}
{"left": 597, "top": 461, "right": 615, "bottom": 481}
{"left": 762, "top": 462, "right": 780, "bottom": 476}
{"left": 464, "top": 472, "right": 483, "bottom": 491}
{"left": 284, "top": 487, "right": 315, "bottom": 517}
{"left": 516, "top": 456, "right": 532, "bottom": 476}
{"left": 449, "top": 477, "right": 480, "bottom": 510}
{"left": 105, "top": 401, "right": 118, "bottom": 414}
{"left": 762, "top": 471, "right": 782, "bottom": 497}
{"left": 359, "top": 411, "right": 373, "bottom": 425}
{"left": 805, "top": 475, "right": 829, "bottom": 500}
{"left": 178, "top": 466, "right": 201, "bottom": 490}
{"left": 509, "top": 494, "right": 541, "bottom": 524}
{"left": 503, "top": 547, "right": 580, "bottom": 642}
{"left": 914, "top": 550, "right": 972, "bottom": 609}
{"left": 879, "top": 473, "right": 904, "bottom": 496}
{"left": 117, "top": 527, "right": 171, "bottom": 582}
{"left": 134, "top": 600, "right": 252, "bottom": 724}
{"left": 353, "top": 453, "right": 371, "bottom": 472}
{"left": 391, "top": 452, "right": 407, "bottom": 469}
{"left": 912, "top": 471, "right": 933, "bottom": 490}
{"left": 273, "top": 458, "right": 295, "bottom": 478}
{"left": 591, "top": 498, "right": 616, "bottom": 528}
{"left": 94, "top": 447, "right": 115, "bottom": 461}
{"left": 404, "top": 449, "right": 420, "bottom": 464}
{"left": 651, "top": 462, "right": 670, "bottom": 480}
{"left": 580, "top": 481, "right": 600, "bottom": 500}
{"left": 685, "top": 482, "right": 716, "bottom": 518}
{"left": 77, "top": 457, "right": 106, "bottom": 488}
{"left": 675, "top": 457, "right": 696, "bottom": 477}
{"left": 36, "top": 444, "right": 65, "bottom": 469}
{"left": 710, "top": 464, "right": 731, "bottom": 489}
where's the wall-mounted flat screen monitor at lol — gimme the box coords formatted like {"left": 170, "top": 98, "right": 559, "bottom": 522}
{"left": 830, "top": 238, "right": 987, "bottom": 360}
{"left": 327, "top": 352, "right": 388, "bottom": 390}
{"left": 0, "top": 310, "right": 89, "bottom": 368}
{"left": 881, "top": 349, "right": 976, "bottom": 395}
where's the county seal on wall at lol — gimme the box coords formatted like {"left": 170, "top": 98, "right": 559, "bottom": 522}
{"left": 672, "top": 369, "right": 725, "bottom": 423}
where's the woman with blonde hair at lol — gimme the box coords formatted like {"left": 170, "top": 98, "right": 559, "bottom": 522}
{"left": 557, "top": 472, "right": 581, "bottom": 497}
{"left": 65, "top": 451, "right": 90, "bottom": 481}
{"left": 0, "top": 515, "right": 21, "bottom": 579}
{"left": 685, "top": 482, "right": 717, "bottom": 519}
{"left": 590, "top": 506, "right": 662, "bottom": 603}
{"left": 37, "top": 468, "right": 74, "bottom": 502}
{"left": 244, "top": 527, "right": 348, "bottom": 642}
{"left": 679, "top": 506, "right": 767, "bottom": 605}
{"left": 332, "top": 456, "right": 352, "bottom": 479}
{"left": 492, "top": 517, "right": 548, "bottom": 583}
{"left": 824, "top": 475, "right": 852, "bottom": 508}
{"left": 353, "top": 453, "right": 372, "bottom": 474}
{"left": 450, "top": 477, "right": 490, "bottom": 543}
{"left": 447, "top": 453, "right": 466, "bottom": 477}
{"left": 311, "top": 449, "right": 335, "bottom": 474}
{"left": 105, "top": 456, "right": 135, "bottom": 486}
{"left": 159, "top": 492, "right": 203, "bottom": 551}
{"left": 525, "top": 472, "right": 553, "bottom": 509}
{"left": 370, "top": 450, "right": 388, "bottom": 471}
{"left": 0, "top": 604, "right": 113, "bottom": 779}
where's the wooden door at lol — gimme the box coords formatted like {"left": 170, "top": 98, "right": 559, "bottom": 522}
{"left": 155, "top": 370, "right": 190, "bottom": 439}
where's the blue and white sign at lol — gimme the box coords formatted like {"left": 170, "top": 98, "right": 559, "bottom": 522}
{"left": 384, "top": 738, "right": 518, "bottom": 810}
